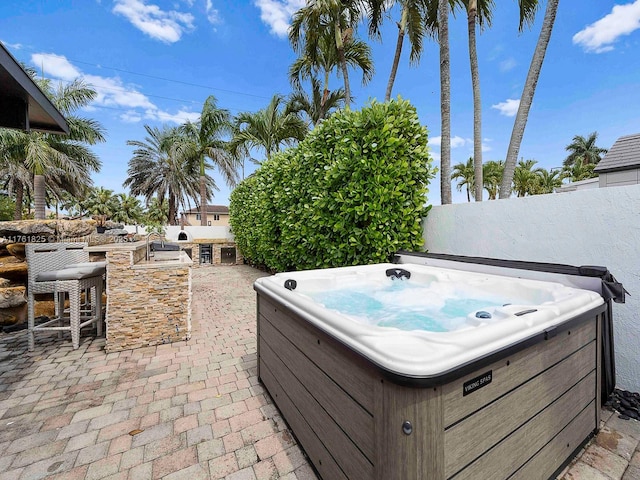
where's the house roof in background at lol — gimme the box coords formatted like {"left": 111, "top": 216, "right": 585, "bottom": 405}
{"left": 594, "top": 133, "right": 640, "bottom": 173}
{"left": 0, "top": 43, "right": 69, "bottom": 134}
{"left": 183, "top": 205, "right": 229, "bottom": 215}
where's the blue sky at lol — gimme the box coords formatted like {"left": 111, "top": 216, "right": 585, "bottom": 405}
{"left": 1, "top": 0, "right": 640, "bottom": 206}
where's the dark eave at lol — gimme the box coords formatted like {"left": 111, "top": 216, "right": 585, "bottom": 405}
{"left": 0, "top": 43, "right": 69, "bottom": 134}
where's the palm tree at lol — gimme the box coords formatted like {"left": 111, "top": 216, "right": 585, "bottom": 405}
{"left": 500, "top": 0, "right": 558, "bottom": 198}
{"left": 512, "top": 158, "right": 542, "bottom": 197}
{"left": 37, "top": 80, "right": 104, "bottom": 219}
{"left": 289, "top": 29, "right": 372, "bottom": 114}
{"left": 82, "top": 187, "right": 119, "bottom": 218}
{"left": 175, "top": 96, "right": 238, "bottom": 226}
{"left": 534, "top": 168, "right": 564, "bottom": 194}
{"left": 563, "top": 132, "right": 607, "bottom": 167}
{"left": 289, "top": 0, "right": 369, "bottom": 108}
{"left": 112, "top": 193, "right": 144, "bottom": 225}
{"left": 451, "top": 157, "right": 476, "bottom": 202}
{"left": 438, "top": 0, "right": 452, "bottom": 204}
{"left": 562, "top": 158, "right": 597, "bottom": 183}
{"left": 483, "top": 160, "right": 504, "bottom": 200}
{"left": 0, "top": 144, "right": 31, "bottom": 219}
{"left": 463, "top": 0, "right": 494, "bottom": 202}
{"left": 125, "top": 125, "right": 202, "bottom": 225}
{"left": 143, "top": 197, "right": 169, "bottom": 227}
{"left": 287, "top": 77, "right": 345, "bottom": 127}
{"left": 0, "top": 78, "right": 104, "bottom": 219}
{"left": 381, "top": 0, "right": 430, "bottom": 101}
{"left": 231, "top": 95, "right": 308, "bottom": 163}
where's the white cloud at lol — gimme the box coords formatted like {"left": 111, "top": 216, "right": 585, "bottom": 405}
{"left": 145, "top": 107, "right": 200, "bottom": 124}
{"left": 499, "top": 57, "right": 517, "bottom": 72}
{"left": 573, "top": 1, "right": 640, "bottom": 53}
{"left": 112, "top": 0, "right": 195, "bottom": 43}
{"left": 429, "top": 136, "right": 491, "bottom": 154}
{"left": 85, "top": 74, "right": 156, "bottom": 110}
{"left": 121, "top": 110, "right": 143, "bottom": 123}
{"left": 30, "top": 52, "right": 198, "bottom": 125}
{"left": 1, "top": 40, "right": 23, "bottom": 50}
{"left": 205, "top": 0, "right": 221, "bottom": 25}
{"left": 31, "top": 53, "right": 81, "bottom": 80}
{"left": 254, "top": 0, "right": 305, "bottom": 38}
{"left": 429, "top": 136, "right": 468, "bottom": 148}
{"left": 450, "top": 136, "right": 467, "bottom": 148}
{"left": 491, "top": 98, "right": 520, "bottom": 117}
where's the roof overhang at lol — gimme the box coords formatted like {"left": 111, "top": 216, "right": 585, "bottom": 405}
{"left": 594, "top": 165, "right": 638, "bottom": 174}
{"left": 0, "top": 43, "right": 69, "bottom": 134}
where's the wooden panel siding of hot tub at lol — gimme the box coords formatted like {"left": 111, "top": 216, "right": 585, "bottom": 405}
{"left": 441, "top": 319, "right": 597, "bottom": 428}
{"left": 444, "top": 350, "right": 596, "bottom": 477}
{"left": 259, "top": 325, "right": 375, "bottom": 461}
{"left": 258, "top": 295, "right": 378, "bottom": 479}
{"left": 510, "top": 401, "right": 596, "bottom": 480}
{"left": 449, "top": 377, "right": 596, "bottom": 480}
{"left": 257, "top": 292, "right": 602, "bottom": 480}
{"left": 258, "top": 295, "right": 376, "bottom": 412}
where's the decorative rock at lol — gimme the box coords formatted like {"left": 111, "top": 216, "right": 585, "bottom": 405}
{"left": 0, "top": 257, "right": 28, "bottom": 282}
{"left": 606, "top": 388, "right": 640, "bottom": 421}
{"left": 0, "top": 286, "right": 26, "bottom": 308}
{"left": 0, "top": 220, "right": 56, "bottom": 238}
{"left": 0, "top": 278, "right": 11, "bottom": 287}
{"left": 0, "top": 303, "right": 26, "bottom": 326}
{"left": 0, "top": 219, "right": 97, "bottom": 240}
{"left": 104, "top": 229, "right": 128, "bottom": 236}
{"left": 6, "top": 243, "right": 26, "bottom": 260}
{"left": 56, "top": 219, "right": 95, "bottom": 238}
{"left": 34, "top": 299, "right": 56, "bottom": 318}
{"left": 105, "top": 221, "right": 124, "bottom": 230}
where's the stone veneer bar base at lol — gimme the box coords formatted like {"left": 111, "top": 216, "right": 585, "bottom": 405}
{"left": 104, "top": 245, "right": 192, "bottom": 352}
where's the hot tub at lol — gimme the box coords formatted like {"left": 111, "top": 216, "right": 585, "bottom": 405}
{"left": 254, "top": 253, "right": 625, "bottom": 480}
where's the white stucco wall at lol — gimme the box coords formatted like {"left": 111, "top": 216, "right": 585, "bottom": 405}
{"left": 124, "top": 225, "right": 234, "bottom": 241}
{"left": 423, "top": 184, "right": 640, "bottom": 392}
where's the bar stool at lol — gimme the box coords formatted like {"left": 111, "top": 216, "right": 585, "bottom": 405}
{"left": 26, "top": 243, "right": 105, "bottom": 351}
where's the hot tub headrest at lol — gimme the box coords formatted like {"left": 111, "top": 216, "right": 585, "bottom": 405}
{"left": 386, "top": 268, "right": 411, "bottom": 280}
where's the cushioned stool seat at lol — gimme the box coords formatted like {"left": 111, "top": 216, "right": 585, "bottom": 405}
{"left": 37, "top": 265, "right": 106, "bottom": 281}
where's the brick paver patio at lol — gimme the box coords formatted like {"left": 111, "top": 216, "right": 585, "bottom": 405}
{"left": 0, "top": 264, "right": 638, "bottom": 479}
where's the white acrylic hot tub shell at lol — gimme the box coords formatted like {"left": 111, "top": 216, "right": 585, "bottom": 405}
{"left": 253, "top": 263, "right": 605, "bottom": 378}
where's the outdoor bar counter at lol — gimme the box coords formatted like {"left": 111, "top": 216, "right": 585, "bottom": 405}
{"left": 86, "top": 241, "right": 192, "bottom": 352}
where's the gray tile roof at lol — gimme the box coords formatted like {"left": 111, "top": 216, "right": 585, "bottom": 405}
{"left": 594, "top": 133, "right": 640, "bottom": 173}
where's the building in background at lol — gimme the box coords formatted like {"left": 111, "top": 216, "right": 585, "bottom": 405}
{"left": 594, "top": 133, "right": 640, "bottom": 188}
{"left": 182, "top": 205, "right": 229, "bottom": 226}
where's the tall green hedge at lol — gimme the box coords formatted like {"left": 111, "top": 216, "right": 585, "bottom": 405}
{"left": 230, "top": 98, "right": 436, "bottom": 272}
